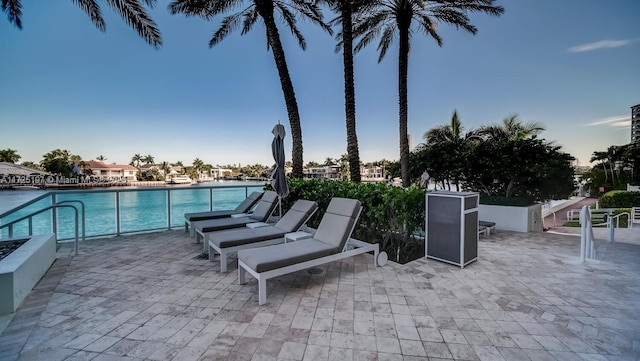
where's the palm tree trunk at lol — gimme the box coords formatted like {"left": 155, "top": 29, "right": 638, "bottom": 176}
{"left": 398, "top": 25, "right": 410, "bottom": 187}
{"left": 256, "top": 0, "right": 304, "bottom": 178}
{"left": 342, "top": 3, "right": 361, "bottom": 183}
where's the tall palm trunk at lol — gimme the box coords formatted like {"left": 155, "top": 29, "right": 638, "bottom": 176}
{"left": 256, "top": 0, "right": 304, "bottom": 178}
{"left": 398, "top": 23, "right": 410, "bottom": 187}
{"left": 341, "top": 2, "right": 361, "bottom": 182}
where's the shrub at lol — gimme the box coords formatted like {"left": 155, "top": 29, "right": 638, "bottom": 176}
{"left": 598, "top": 191, "right": 640, "bottom": 208}
{"left": 270, "top": 179, "right": 426, "bottom": 263}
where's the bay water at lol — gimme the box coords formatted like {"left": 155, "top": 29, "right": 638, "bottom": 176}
{"left": 0, "top": 181, "right": 266, "bottom": 240}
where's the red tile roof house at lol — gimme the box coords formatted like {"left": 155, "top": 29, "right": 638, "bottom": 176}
{"left": 83, "top": 161, "right": 138, "bottom": 182}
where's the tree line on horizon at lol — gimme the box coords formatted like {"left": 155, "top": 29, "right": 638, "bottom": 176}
{"left": 4, "top": 0, "right": 504, "bottom": 187}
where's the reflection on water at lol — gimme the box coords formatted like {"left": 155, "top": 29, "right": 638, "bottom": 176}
{"left": 0, "top": 182, "right": 266, "bottom": 240}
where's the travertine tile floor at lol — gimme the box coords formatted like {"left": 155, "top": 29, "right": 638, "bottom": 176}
{"left": 1, "top": 228, "right": 639, "bottom": 361}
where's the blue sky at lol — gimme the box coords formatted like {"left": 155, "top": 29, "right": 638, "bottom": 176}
{"left": 1, "top": 0, "right": 639, "bottom": 168}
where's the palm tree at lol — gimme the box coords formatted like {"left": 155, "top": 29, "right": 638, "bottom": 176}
{"left": 159, "top": 161, "right": 171, "bottom": 180}
{"left": 142, "top": 154, "right": 154, "bottom": 164}
{"left": 423, "top": 109, "right": 479, "bottom": 144}
{"left": 96, "top": 155, "right": 107, "bottom": 161}
{"left": 130, "top": 153, "right": 142, "bottom": 167}
{"left": 325, "top": 0, "right": 374, "bottom": 183}
{"left": 478, "top": 114, "right": 544, "bottom": 141}
{"left": 169, "top": 0, "right": 332, "bottom": 179}
{"left": 3, "top": 0, "right": 162, "bottom": 48}
{"left": 354, "top": 0, "right": 504, "bottom": 187}
{"left": 0, "top": 148, "right": 21, "bottom": 163}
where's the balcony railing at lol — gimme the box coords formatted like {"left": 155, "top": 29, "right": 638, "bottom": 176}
{"left": 0, "top": 184, "right": 265, "bottom": 241}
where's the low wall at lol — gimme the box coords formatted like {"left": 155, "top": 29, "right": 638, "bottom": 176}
{"left": 0, "top": 234, "right": 56, "bottom": 315}
{"left": 479, "top": 204, "right": 543, "bottom": 233}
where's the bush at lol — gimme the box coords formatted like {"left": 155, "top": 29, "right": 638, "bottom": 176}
{"left": 598, "top": 191, "right": 640, "bottom": 208}
{"left": 270, "top": 179, "right": 426, "bottom": 263}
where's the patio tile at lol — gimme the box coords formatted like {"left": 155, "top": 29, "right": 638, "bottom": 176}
{"left": 1, "top": 229, "right": 638, "bottom": 361}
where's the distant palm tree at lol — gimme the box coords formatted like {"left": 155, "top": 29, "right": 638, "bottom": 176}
{"left": 159, "top": 161, "right": 171, "bottom": 179}
{"left": 0, "top": 148, "right": 21, "bottom": 163}
{"left": 96, "top": 155, "right": 107, "bottom": 161}
{"left": 354, "top": 0, "right": 504, "bottom": 187}
{"left": 142, "top": 154, "right": 154, "bottom": 164}
{"left": 478, "top": 114, "right": 544, "bottom": 141}
{"left": 169, "top": 0, "right": 332, "bottom": 179}
{"left": 424, "top": 110, "right": 472, "bottom": 144}
{"left": 2, "top": 0, "right": 162, "bottom": 48}
{"left": 130, "top": 153, "right": 142, "bottom": 167}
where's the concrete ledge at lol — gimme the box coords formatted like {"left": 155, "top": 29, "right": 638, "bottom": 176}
{"left": 479, "top": 204, "right": 543, "bottom": 233}
{"left": 0, "top": 234, "right": 56, "bottom": 315}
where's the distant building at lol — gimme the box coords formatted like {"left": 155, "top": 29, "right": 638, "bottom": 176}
{"left": 210, "top": 167, "right": 232, "bottom": 180}
{"left": 303, "top": 166, "right": 340, "bottom": 180}
{"left": 84, "top": 161, "right": 138, "bottom": 181}
{"left": 632, "top": 103, "right": 640, "bottom": 144}
{"left": 361, "top": 166, "right": 385, "bottom": 182}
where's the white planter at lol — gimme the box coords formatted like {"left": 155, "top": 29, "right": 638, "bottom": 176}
{"left": 478, "top": 204, "right": 543, "bottom": 233}
{"left": 0, "top": 234, "right": 56, "bottom": 315}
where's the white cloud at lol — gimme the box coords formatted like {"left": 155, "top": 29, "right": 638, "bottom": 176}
{"left": 568, "top": 39, "right": 634, "bottom": 53}
{"left": 585, "top": 115, "right": 630, "bottom": 126}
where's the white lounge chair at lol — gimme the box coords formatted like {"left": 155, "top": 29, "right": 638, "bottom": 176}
{"left": 237, "top": 198, "right": 385, "bottom": 305}
{"left": 193, "top": 191, "right": 279, "bottom": 246}
{"left": 184, "top": 191, "right": 263, "bottom": 236}
{"left": 207, "top": 199, "right": 318, "bottom": 272}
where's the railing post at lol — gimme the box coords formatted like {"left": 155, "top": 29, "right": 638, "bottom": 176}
{"left": 580, "top": 206, "right": 587, "bottom": 262}
{"left": 167, "top": 189, "right": 171, "bottom": 230}
{"left": 52, "top": 193, "right": 58, "bottom": 238}
{"left": 609, "top": 213, "right": 614, "bottom": 243}
{"left": 116, "top": 191, "right": 121, "bottom": 236}
{"left": 209, "top": 188, "right": 214, "bottom": 212}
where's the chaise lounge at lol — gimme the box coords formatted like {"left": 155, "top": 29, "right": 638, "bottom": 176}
{"left": 184, "top": 191, "right": 263, "bottom": 237}
{"left": 193, "top": 191, "right": 279, "bottom": 246}
{"left": 237, "top": 197, "right": 385, "bottom": 305}
{"left": 207, "top": 199, "right": 318, "bottom": 272}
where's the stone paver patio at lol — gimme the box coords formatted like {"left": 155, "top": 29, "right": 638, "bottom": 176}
{"left": 1, "top": 228, "right": 639, "bottom": 361}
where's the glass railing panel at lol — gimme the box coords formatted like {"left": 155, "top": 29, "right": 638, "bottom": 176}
{"left": 119, "top": 189, "right": 168, "bottom": 233}
{"left": 54, "top": 191, "right": 117, "bottom": 239}
{"left": 0, "top": 195, "right": 54, "bottom": 239}
{"left": 168, "top": 187, "right": 212, "bottom": 228}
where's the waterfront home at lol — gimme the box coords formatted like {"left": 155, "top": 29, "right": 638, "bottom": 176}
{"left": 303, "top": 165, "right": 340, "bottom": 180}
{"left": 83, "top": 160, "right": 138, "bottom": 182}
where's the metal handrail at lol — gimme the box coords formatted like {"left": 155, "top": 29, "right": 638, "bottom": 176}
{"left": 0, "top": 204, "right": 80, "bottom": 255}
{"left": 610, "top": 212, "right": 631, "bottom": 229}
{"left": 56, "top": 200, "right": 86, "bottom": 242}
{"left": 0, "top": 184, "right": 265, "bottom": 240}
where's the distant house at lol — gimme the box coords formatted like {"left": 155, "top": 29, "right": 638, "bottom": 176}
{"left": 210, "top": 167, "right": 232, "bottom": 180}
{"left": 361, "top": 166, "right": 385, "bottom": 182}
{"left": 303, "top": 166, "right": 340, "bottom": 180}
{"left": 84, "top": 161, "right": 138, "bottom": 181}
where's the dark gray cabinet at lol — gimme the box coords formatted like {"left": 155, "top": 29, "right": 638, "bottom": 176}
{"left": 425, "top": 191, "right": 479, "bottom": 268}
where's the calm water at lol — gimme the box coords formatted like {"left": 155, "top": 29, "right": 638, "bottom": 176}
{"left": 0, "top": 181, "right": 266, "bottom": 240}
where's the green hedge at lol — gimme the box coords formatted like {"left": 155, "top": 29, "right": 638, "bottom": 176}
{"left": 598, "top": 191, "right": 640, "bottom": 208}
{"left": 269, "top": 179, "right": 426, "bottom": 263}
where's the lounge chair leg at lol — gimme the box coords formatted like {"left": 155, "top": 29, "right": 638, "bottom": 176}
{"left": 258, "top": 277, "right": 267, "bottom": 305}
{"left": 220, "top": 252, "right": 228, "bottom": 273}
{"left": 208, "top": 243, "right": 215, "bottom": 261}
{"left": 184, "top": 221, "right": 188, "bottom": 233}
{"left": 238, "top": 266, "right": 246, "bottom": 285}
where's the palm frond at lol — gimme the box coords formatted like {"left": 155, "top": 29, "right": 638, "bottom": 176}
{"left": 416, "top": 13, "right": 441, "bottom": 46}
{"left": 105, "top": 0, "right": 162, "bottom": 48}
{"left": 210, "top": 12, "right": 243, "bottom": 47}
{"left": 286, "top": 0, "right": 333, "bottom": 34}
{"left": 377, "top": 25, "right": 395, "bottom": 62}
{"left": 2, "top": 0, "right": 23, "bottom": 29}
{"left": 71, "top": 0, "right": 106, "bottom": 32}
{"left": 241, "top": 8, "right": 259, "bottom": 35}
{"left": 430, "top": 7, "right": 476, "bottom": 33}
{"left": 169, "top": 0, "right": 240, "bottom": 19}
{"left": 276, "top": 4, "right": 306, "bottom": 49}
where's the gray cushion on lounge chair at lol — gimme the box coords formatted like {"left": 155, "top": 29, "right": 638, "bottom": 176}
{"left": 313, "top": 198, "right": 361, "bottom": 251}
{"left": 239, "top": 239, "right": 336, "bottom": 273}
{"left": 479, "top": 221, "right": 495, "bottom": 228}
{"left": 184, "top": 192, "right": 262, "bottom": 222}
{"left": 273, "top": 199, "right": 318, "bottom": 233}
{"left": 237, "top": 198, "right": 362, "bottom": 273}
{"left": 195, "top": 191, "right": 279, "bottom": 233}
{"left": 209, "top": 200, "right": 318, "bottom": 249}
